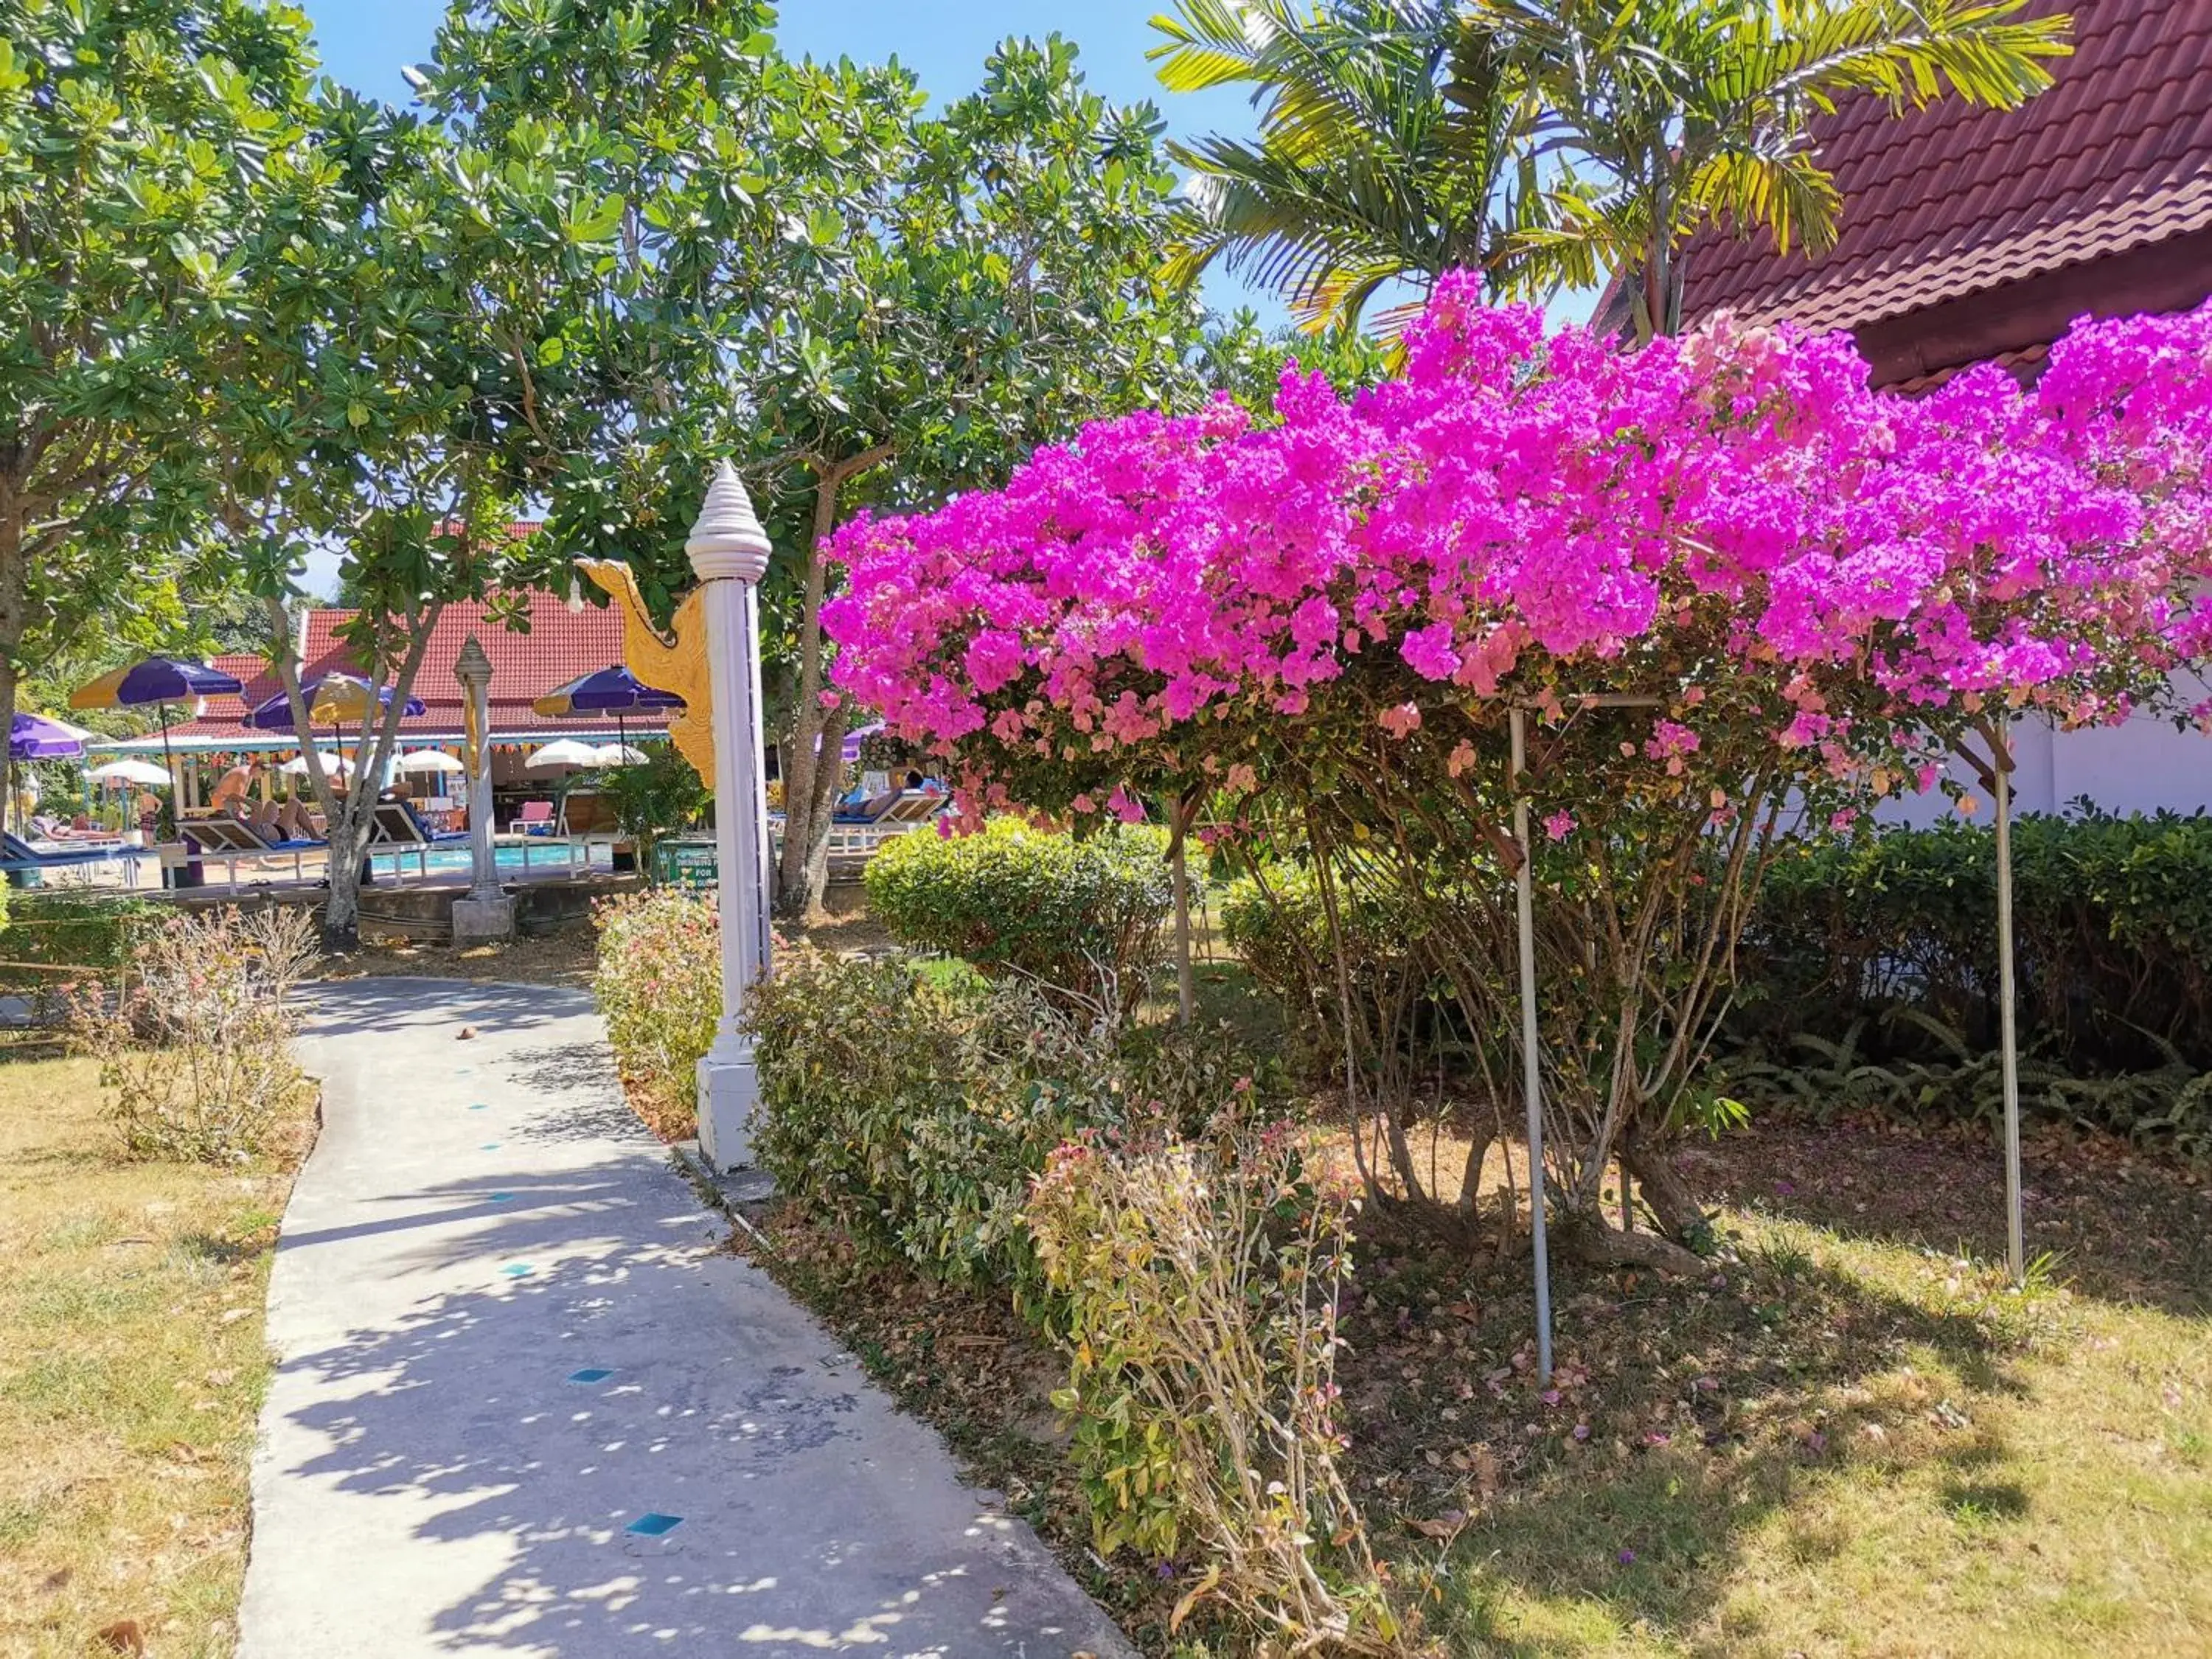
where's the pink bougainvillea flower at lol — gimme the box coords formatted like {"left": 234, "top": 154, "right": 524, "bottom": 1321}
{"left": 1378, "top": 702, "right": 1422, "bottom": 738}
{"left": 819, "top": 270, "right": 2212, "bottom": 826}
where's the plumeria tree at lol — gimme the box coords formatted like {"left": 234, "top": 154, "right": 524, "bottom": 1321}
{"left": 0, "top": 0, "right": 319, "bottom": 765}
{"left": 824, "top": 277, "right": 2212, "bottom": 1270}
{"left": 202, "top": 63, "right": 627, "bottom": 947}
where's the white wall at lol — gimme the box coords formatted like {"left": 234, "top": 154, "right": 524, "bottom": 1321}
{"left": 1879, "top": 675, "right": 2212, "bottom": 826}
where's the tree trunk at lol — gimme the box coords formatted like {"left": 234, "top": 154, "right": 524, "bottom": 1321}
{"left": 1622, "top": 1124, "right": 1707, "bottom": 1245}
{"left": 1556, "top": 1211, "right": 1705, "bottom": 1277}
{"left": 268, "top": 593, "right": 442, "bottom": 953}
{"left": 319, "top": 805, "right": 369, "bottom": 950}
{"left": 0, "top": 486, "right": 24, "bottom": 814}
{"left": 1169, "top": 793, "right": 1196, "bottom": 1024}
{"left": 773, "top": 445, "right": 889, "bottom": 923}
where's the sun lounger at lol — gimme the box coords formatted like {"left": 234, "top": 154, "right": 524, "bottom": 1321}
{"left": 0, "top": 830, "right": 145, "bottom": 886}
{"left": 367, "top": 798, "right": 471, "bottom": 847}
{"left": 180, "top": 816, "right": 270, "bottom": 853}
{"left": 28, "top": 815, "right": 124, "bottom": 846}
{"left": 181, "top": 813, "right": 322, "bottom": 854}
{"left": 879, "top": 790, "right": 947, "bottom": 823}
{"left": 514, "top": 799, "right": 557, "bottom": 835}
{"left": 832, "top": 789, "right": 900, "bottom": 824}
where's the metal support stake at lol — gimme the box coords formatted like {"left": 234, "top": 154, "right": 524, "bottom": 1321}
{"left": 1994, "top": 725, "right": 2024, "bottom": 1283}
{"left": 1511, "top": 706, "right": 1554, "bottom": 1384}
{"left": 1172, "top": 796, "right": 1194, "bottom": 1026}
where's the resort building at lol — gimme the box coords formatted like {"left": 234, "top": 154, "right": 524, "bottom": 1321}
{"left": 91, "top": 586, "right": 672, "bottom": 830}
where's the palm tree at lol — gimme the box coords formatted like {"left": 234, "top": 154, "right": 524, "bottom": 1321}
{"left": 1155, "top": 0, "right": 2072, "bottom": 340}
{"left": 1480, "top": 0, "right": 2074, "bottom": 338}
{"left": 1150, "top": 0, "right": 1539, "bottom": 334}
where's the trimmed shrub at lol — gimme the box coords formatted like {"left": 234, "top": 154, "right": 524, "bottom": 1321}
{"left": 1739, "top": 809, "right": 2212, "bottom": 1071}
{"left": 67, "top": 906, "right": 316, "bottom": 1164}
{"left": 863, "top": 818, "right": 1172, "bottom": 1005}
{"left": 745, "top": 943, "right": 1265, "bottom": 1301}
{"left": 1220, "top": 865, "right": 1441, "bottom": 1051}
{"left": 591, "top": 887, "right": 720, "bottom": 1140}
{"left": 745, "top": 948, "right": 1053, "bottom": 1297}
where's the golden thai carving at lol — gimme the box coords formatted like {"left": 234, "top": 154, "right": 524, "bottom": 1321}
{"left": 462, "top": 691, "right": 484, "bottom": 776}
{"left": 575, "top": 558, "right": 714, "bottom": 784}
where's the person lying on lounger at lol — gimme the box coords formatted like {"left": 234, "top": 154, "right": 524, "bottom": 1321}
{"left": 274, "top": 798, "right": 321, "bottom": 843}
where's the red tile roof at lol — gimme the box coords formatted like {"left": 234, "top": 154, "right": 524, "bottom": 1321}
{"left": 161, "top": 588, "right": 670, "bottom": 748}
{"left": 1678, "top": 0, "right": 2212, "bottom": 334}
{"left": 1886, "top": 340, "right": 2053, "bottom": 397}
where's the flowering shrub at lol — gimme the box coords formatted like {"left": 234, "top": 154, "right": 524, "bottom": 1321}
{"left": 591, "top": 887, "right": 720, "bottom": 1140}
{"left": 830, "top": 288, "right": 2212, "bottom": 769}
{"left": 863, "top": 816, "right": 1172, "bottom": 1006}
{"left": 1025, "top": 1130, "right": 1413, "bottom": 1652}
{"left": 826, "top": 280, "right": 2212, "bottom": 1265}
{"left": 68, "top": 906, "right": 316, "bottom": 1164}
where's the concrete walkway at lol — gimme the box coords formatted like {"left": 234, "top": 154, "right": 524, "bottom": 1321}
{"left": 239, "top": 978, "right": 1130, "bottom": 1658}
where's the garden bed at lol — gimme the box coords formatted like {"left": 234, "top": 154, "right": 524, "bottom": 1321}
{"left": 733, "top": 1109, "right": 2212, "bottom": 1658}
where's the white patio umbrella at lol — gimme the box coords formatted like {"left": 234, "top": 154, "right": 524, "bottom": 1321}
{"left": 526, "top": 738, "right": 600, "bottom": 769}
{"left": 587, "top": 742, "right": 648, "bottom": 767}
{"left": 87, "top": 758, "right": 174, "bottom": 786}
{"left": 396, "top": 748, "right": 465, "bottom": 774}
{"left": 279, "top": 751, "right": 356, "bottom": 778}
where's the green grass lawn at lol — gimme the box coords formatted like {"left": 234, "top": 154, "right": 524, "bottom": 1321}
{"left": 1335, "top": 1120, "right": 2212, "bottom": 1658}
{"left": 0, "top": 1048, "right": 305, "bottom": 1658}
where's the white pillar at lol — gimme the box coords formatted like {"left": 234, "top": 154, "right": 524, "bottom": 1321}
{"left": 450, "top": 636, "right": 516, "bottom": 945}
{"left": 687, "top": 459, "right": 775, "bottom": 1169}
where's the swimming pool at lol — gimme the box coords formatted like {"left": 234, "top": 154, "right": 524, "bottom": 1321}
{"left": 366, "top": 841, "right": 611, "bottom": 877}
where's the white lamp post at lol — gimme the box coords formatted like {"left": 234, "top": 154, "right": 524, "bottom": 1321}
{"left": 450, "top": 636, "right": 516, "bottom": 945}
{"left": 687, "top": 460, "right": 776, "bottom": 1169}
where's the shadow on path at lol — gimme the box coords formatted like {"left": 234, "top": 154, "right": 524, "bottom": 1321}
{"left": 241, "top": 977, "right": 1128, "bottom": 1658}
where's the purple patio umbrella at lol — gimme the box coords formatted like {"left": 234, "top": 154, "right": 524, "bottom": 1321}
{"left": 841, "top": 720, "right": 885, "bottom": 765}
{"left": 6, "top": 714, "right": 88, "bottom": 834}
{"left": 532, "top": 667, "right": 684, "bottom": 765}
{"left": 10, "top": 712, "right": 90, "bottom": 761}
{"left": 69, "top": 657, "right": 247, "bottom": 815}
{"left": 245, "top": 672, "right": 425, "bottom": 750}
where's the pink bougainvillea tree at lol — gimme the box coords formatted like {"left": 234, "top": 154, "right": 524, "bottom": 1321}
{"left": 824, "top": 274, "right": 2212, "bottom": 1267}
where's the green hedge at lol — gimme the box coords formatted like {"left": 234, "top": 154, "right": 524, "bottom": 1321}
{"left": 1738, "top": 810, "right": 2212, "bottom": 1071}
{"left": 0, "top": 891, "right": 153, "bottom": 993}
{"left": 1217, "top": 814, "right": 2212, "bottom": 1155}
{"left": 863, "top": 818, "right": 1172, "bottom": 1006}
{"left": 744, "top": 945, "right": 1264, "bottom": 1304}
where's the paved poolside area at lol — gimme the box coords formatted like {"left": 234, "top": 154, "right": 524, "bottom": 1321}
{"left": 237, "top": 977, "right": 1130, "bottom": 1658}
